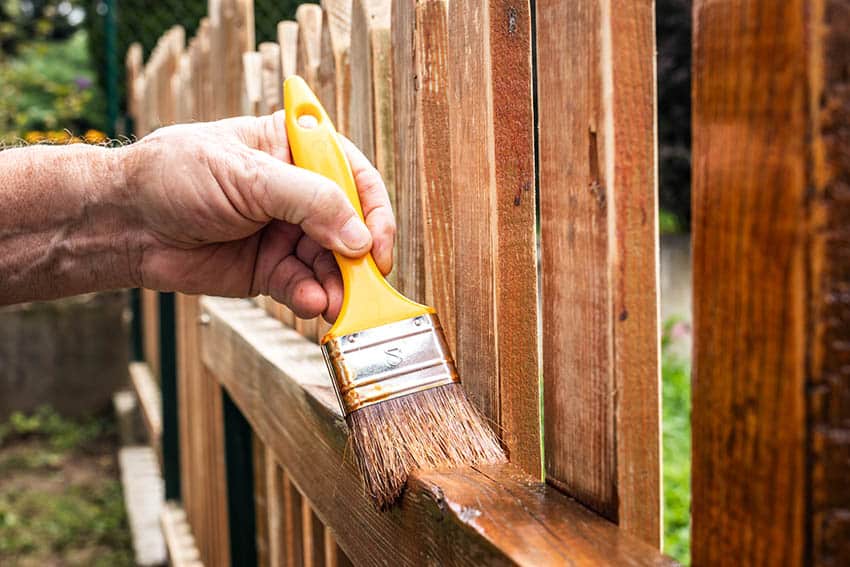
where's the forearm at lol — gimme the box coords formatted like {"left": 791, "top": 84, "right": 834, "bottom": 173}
{"left": 0, "top": 144, "right": 143, "bottom": 305}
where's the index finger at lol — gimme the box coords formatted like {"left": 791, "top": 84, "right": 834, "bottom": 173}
{"left": 339, "top": 135, "right": 396, "bottom": 276}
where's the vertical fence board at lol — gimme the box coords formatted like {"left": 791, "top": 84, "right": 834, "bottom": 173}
{"left": 283, "top": 470, "right": 304, "bottom": 567}
{"left": 254, "top": 435, "right": 270, "bottom": 566}
{"left": 260, "top": 42, "right": 283, "bottom": 114}
{"left": 294, "top": 4, "right": 324, "bottom": 343}
{"left": 301, "top": 499, "right": 325, "bottom": 567}
{"left": 536, "top": 0, "right": 660, "bottom": 543}
{"left": 447, "top": 0, "right": 541, "bottom": 475}
{"left": 608, "top": 0, "right": 660, "bottom": 544}
{"left": 349, "top": 1, "right": 396, "bottom": 289}
{"left": 414, "top": 0, "right": 455, "bottom": 353}
{"left": 266, "top": 449, "right": 286, "bottom": 567}
{"left": 278, "top": 21, "right": 299, "bottom": 80}
{"left": 391, "top": 1, "right": 425, "bottom": 302}
{"left": 691, "top": 0, "right": 850, "bottom": 564}
{"left": 318, "top": 0, "right": 351, "bottom": 134}
{"left": 809, "top": 2, "right": 850, "bottom": 563}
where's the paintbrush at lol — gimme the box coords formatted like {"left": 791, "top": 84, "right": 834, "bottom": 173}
{"left": 283, "top": 76, "right": 505, "bottom": 508}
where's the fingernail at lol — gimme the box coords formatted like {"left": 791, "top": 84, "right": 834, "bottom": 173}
{"left": 340, "top": 217, "right": 371, "bottom": 251}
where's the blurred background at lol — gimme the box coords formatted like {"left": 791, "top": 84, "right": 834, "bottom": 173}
{"left": 0, "top": 0, "right": 693, "bottom": 564}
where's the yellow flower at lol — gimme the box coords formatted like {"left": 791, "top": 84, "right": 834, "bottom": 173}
{"left": 24, "top": 131, "right": 45, "bottom": 143}
{"left": 84, "top": 129, "right": 107, "bottom": 144}
{"left": 47, "top": 130, "right": 70, "bottom": 144}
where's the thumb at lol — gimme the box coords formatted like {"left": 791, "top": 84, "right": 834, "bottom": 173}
{"left": 248, "top": 149, "right": 372, "bottom": 256}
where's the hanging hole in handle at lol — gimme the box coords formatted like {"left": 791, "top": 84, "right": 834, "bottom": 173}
{"left": 296, "top": 104, "right": 321, "bottom": 129}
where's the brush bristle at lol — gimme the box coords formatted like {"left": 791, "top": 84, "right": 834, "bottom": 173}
{"left": 346, "top": 383, "right": 506, "bottom": 509}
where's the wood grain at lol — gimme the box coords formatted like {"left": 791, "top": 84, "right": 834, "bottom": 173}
{"left": 447, "top": 0, "right": 541, "bottom": 476}
{"left": 242, "top": 51, "right": 263, "bottom": 116}
{"left": 391, "top": 1, "right": 424, "bottom": 302}
{"left": 210, "top": 0, "right": 255, "bottom": 118}
{"left": 301, "top": 499, "right": 325, "bottom": 567}
{"left": 283, "top": 469, "right": 304, "bottom": 567}
{"left": 349, "top": 0, "right": 396, "bottom": 261}
{"left": 199, "top": 298, "right": 672, "bottom": 566}
{"left": 692, "top": 0, "right": 850, "bottom": 564}
{"left": 318, "top": 0, "right": 351, "bottom": 134}
{"left": 266, "top": 448, "right": 285, "bottom": 567}
{"left": 259, "top": 42, "right": 283, "bottom": 114}
{"left": 293, "top": 3, "right": 324, "bottom": 343}
{"left": 277, "top": 21, "right": 299, "bottom": 80}
{"left": 809, "top": 2, "right": 850, "bottom": 563}
{"left": 253, "top": 434, "right": 270, "bottom": 567}
{"left": 413, "top": 0, "right": 455, "bottom": 353}
{"left": 536, "top": 0, "right": 660, "bottom": 542}
{"left": 296, "top": 4, "right": 323, "bottom": 90}
{"left": 141, "top": 289, "right": 160, "bottom": 379}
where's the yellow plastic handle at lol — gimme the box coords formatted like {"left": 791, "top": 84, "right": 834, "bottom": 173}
{"left": 283, "top": 76, "right": 431, "bottom": 342}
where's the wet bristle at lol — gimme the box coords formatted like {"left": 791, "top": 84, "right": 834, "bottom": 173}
{"left": 346, "top": 383, "right": 506, "bottom": 509}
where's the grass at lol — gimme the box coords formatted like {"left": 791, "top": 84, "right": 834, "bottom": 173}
{"left": 662, "top": 318, "right": 692, "bottom": 565}
{"left": 0, "top": 407, "right": 133, "bottom": 566}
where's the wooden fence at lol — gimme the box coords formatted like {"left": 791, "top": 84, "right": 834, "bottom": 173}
{"left": 124, "top": 0, "right": 850, "bottom": 565}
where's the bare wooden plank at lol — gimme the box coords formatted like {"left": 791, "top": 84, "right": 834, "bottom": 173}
{"left": 536, "top": 1, "right": 660, "bottom": 542}
{"left": 390, "top": 1, "right": 424, "bottom": 302}
{"left": 266, "top": 448, "right": 285, "bottom": 567}
{"left": 692, "top": 0, "right": 850, "bottom": 564}
{"left": 243, "top": 51, "right": 263, "bottom": 116}
{"left": 301, "top": 499, "right": 325, "bottom": 567}
{"left": 161, "top": 502, "right": 203, "bottom": 567}
{"left": 130, "top": 361, "right": 162, "bottom": 450}
{"left": 199, "top": 298, "right": 672, "bottom": 566}
{"left": 283, "top": 469, "right": 304, "bottom": 567}
{"left": 210, "top": 0, "right": 255, "bottom": 118}
{"left": 142, "top": 289, "right": 160, "bottom": 378}
{"left": 254, "top": 434, "right": 270, "bottom": 567}
{"left": 447, "top": 0, "right": 540, "bottom": 475}
{"left": 349, "top": 0, "right": 396, "bottom": 255}
{"left": 278, "top": 21, "right": 299, "bottom": 80}
{"left": 259, "top": 42, "right": 283, "bottom": 114}
{"left": 318, "top": 0, "right": 351, "bottom": 134}
{"left": 293, "top": 3, "right": 325, "bottom": 343}
{"left": 296, "top": 4, "right": 323, "bottom": 90}
{"left": 125, "top": 42, "right": 144, "bottom": 127}
{"left": 408, "top": 0, "right": 456, "bottom": 353}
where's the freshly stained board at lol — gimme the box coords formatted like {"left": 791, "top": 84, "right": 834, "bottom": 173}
{"left": 536, "top": 0, "right": 660, "bottom": 544}
{"left": 447, "top": 1, "right": 541, "bottom": 477}
{"left": 692, "top": 0, "right": 850, "bottom": 564}
{"left": 199, "top": 297, "right": 673, "bottom": 566}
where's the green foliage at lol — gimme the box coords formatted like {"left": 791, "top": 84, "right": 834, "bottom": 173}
{"left": 659, "top": 209, "right": 683, "bottom": 234}
{"left": 0, "top": 0, "right": 87, "bottom": 54}
{"left": 0, "top": 407, "right": 132, "bottom": 565}
{"left": 662, "top": 317, "right": 692, "bottom": 564}
{"left": 0, "top": 405, "right": 109, "bottom": 451}
{"left": 0, "top": 29, "right": 106, "bottom": 141}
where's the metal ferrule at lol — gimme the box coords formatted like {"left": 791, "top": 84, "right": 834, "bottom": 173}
{"left": 321, "top": 314, "right": 460, "bottom": 415}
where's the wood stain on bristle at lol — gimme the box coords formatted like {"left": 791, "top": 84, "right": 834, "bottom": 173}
{"left": 346, "top": 383, "right": 506, "bottom": 509}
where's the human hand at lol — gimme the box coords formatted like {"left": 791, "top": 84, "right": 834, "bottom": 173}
{"left": 123, "top": 111, "right": 395, "bottom": 322}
